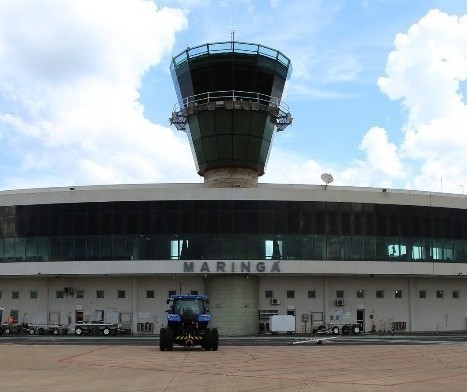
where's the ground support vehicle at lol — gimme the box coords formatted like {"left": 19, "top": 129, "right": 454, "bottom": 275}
{"left": 74, "top": 322, "right": 119, "bottom": 336}
{"left": 27, "top": 324, "right": 69, "bottom": 335}
{"left": 314, "top": 322, "right": 361, "bottom": 335}
{"left": 159, "top": 294, "right": 219, "bottom": 351}
{"left": 270, "top": 315, "right": 295, "bottom": 334}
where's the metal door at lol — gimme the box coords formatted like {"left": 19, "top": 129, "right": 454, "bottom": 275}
{"left": 357, "top": 309, "right": 365, "bottom": 332}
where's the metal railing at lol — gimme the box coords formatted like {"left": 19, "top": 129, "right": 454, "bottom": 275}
{"left": 174, "top": 90, "right": 289, "bottom": 113}
{"left": 170, "top": 90, "right": 292, "bottom": 132}
{"left": 171, "top": 41, "right": 291, "bottom": 69}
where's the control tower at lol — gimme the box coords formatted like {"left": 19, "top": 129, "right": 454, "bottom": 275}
{"left": 170, "top": 41, "right": 292, "bottom": 187}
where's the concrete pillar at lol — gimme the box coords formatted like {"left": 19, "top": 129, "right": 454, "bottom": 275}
{"left": 206, "top": 275, "right": 259, "bottom": 336}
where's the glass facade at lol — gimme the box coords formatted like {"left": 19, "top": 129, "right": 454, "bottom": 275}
{"left": 0, "top": 200, "right": 467, "bottom": 263}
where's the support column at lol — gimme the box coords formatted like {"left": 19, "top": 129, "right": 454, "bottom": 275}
{"left": 206, "top": 275, "right": 259, "bottom": 336}
{"left": 132, "top": 277, "right": 138, "bottom": 335}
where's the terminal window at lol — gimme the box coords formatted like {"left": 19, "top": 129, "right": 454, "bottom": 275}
{"left": 453, "top": 290, "right": 460, "bottom": 299}
{"left": 55, "top": 290, "right": 64, "bottom": 299}
{"left": 307, "top": 290, "right": 316, "bottom": 298}
{"left": 76, "top": 290, "right": 84, "bottom": 299}
{"left": 436, "top": 290, "right": 444, "bottom": 299}
{"left": 265, "top": 290, "right": 273, "bottom": 298}
{"left": 146, "top": 290, "right": 155, "bottom": 299}
{"left": 419, "top": 290, "right": 426, "bottom": 298}
{"left": 96, "top": 290, "right": 104, "bottom": 299}
{"left": 395, "top": 290, "right": 402, "bottom": 298}
{"left": 117, "top": 290, "right": 126, "bottom": 299}
{"left": 12, "top": 291, "right": 19, "bottom": 299}
{"left": 265, "top": 240, "right": 282, "bottom": 259}
{"left": 171, "top": 239, "right": 189, "bottom": 260}
{"left": 336, "top": 290, "right": 344, "bottom": 298}
{"left": 287, "top": 290, "right": 295, "bottom": 298}
{"left": 376, "top": 290, "right": 384, "bottom": 298}
{"left": 357, "top": 290, "right": 364, "bottom": 298}
{"left": 30, "top": 290, "right": 37, "bottom": 299}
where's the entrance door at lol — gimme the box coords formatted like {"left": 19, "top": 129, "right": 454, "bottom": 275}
{"left": 356, "top": 309, "right": 365, "bottom": 332}
{"left": 49, "top": 311, "right": 60, "bottom": 324}
{"left": 75, "top": 310, "right": 83, "bottom": 323}
{"left": 106, "top": 308, "right": 118, "bottom": 324}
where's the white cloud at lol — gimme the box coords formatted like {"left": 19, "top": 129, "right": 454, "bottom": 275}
{"left": 377, "top": 9, "right": 467, "bottom": 192}
{"left": 0, "top": 0, "right": 194, "bottom": 189}
{"left": 359, "top": 126, "right": 405, "bottom": 178}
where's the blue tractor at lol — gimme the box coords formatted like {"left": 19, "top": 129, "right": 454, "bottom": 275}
{"left": 159, "top": 294, "right": 219, "bottom": 351}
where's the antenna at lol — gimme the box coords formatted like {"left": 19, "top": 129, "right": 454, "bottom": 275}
{"left": 230, "top": 30, "right": 235, "bottom": 42}
{"left": 320, "top": 173, "right": 333, "bottom": 190}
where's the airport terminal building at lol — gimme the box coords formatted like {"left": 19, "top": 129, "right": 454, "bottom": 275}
{"left": 1, "top": 41, "right": 467, "bottom": 335}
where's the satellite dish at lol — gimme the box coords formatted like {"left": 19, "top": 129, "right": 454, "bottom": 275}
{"left": 321, "top": 173, "right": 333, "bottom": 189}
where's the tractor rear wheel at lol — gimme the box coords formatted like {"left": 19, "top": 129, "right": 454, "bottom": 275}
{"left": 159, "top": 328, "right": 166, "bottom": 351}
{"left": 210, "top": 328, "right": 219, "bottom": 351}
{"left": 204, "top": 328, "right": 212, "bottom": 351}
{"left": 166, "top": 327, "right": 174, "bottom": 351}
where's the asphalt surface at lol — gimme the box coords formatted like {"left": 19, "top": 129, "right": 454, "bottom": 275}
{"left": 3, "top": 333, "right": 467, "bottom": 391}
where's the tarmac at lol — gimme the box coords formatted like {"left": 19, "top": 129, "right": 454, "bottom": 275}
{"left": 2, "top": 335, "right": 467, "bottom": 392}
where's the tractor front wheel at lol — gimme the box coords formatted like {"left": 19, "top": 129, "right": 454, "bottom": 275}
{"left": 204, "top": 328, "right": 212, "bottom": 351}
{"left": 210, "top": 328, "right": 219, "bottom": 351}
{"left": 159, "top": 328, "right": 167, "bottom": 351}
{"left": 166, "top": 327, "right": 174, "bottom": 351}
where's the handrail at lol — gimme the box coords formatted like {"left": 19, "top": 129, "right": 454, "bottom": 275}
{"left": 172, "top": 90, "right": 290, "bottom": 114}
{"left": 171, "top": 41, "right": 291, "bottom": 69}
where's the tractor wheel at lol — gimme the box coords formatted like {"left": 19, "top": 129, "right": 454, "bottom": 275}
{"left": 352, "top": 324, "right": 361, "bottom": 334}
{"left": 210, "top": 328, "right": 219, "bottom": 351}
{"left": 159, "top": 328, "right": 166, "bottom": 351}
{"left": 341, "top": 325, "right": 350, "bottom": 335}
{"left": 204, "top": 328, "right": 212, "bottom": 351}
{"left": 166, "top": 328, "right": 173, "bottom": 351}
{"left": 75, "top": 327, "right": 83, "bottom": 336}
{"left": 102, "top": 327, "right": 110, "bottom": 336}
{"left": 332, "top": 326, "right": 340, "bottom": 335}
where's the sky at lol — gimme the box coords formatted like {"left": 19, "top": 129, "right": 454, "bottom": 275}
{"left": 1, "top": 0, "right": 467, "bottom": 194}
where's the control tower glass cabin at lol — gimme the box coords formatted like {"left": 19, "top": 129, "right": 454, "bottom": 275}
{"left": 170, "top": 41, "right": 292, "bottom": 187}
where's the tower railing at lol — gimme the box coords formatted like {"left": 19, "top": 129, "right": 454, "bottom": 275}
{"left": 171, "top": 41, "right": 291, "bottom": 69}
{"left": 170, "top": 90, "right": 292, "bottom": 132}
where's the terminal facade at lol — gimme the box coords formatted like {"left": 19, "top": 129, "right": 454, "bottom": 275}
{"left": 1, "top": 41, "right": 467, "bottom": 335}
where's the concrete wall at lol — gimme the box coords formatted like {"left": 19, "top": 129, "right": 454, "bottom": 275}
{"left": 1, "top": 275, "right": 466, "bottom": 334}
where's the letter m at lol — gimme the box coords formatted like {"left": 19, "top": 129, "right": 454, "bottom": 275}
{"left": 183, "top": 262, "right": 194, "bottom": 272}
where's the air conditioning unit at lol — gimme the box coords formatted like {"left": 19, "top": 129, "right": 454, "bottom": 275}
{"left": 270, "top": 298, "right": 281, "bottom": 305}
{"left": 335, "top": 299, "right": 344, "bottom": 306}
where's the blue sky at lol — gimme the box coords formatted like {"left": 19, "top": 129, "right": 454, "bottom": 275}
{"left": 1, "top": 0, "right": 467, "bottom": 193}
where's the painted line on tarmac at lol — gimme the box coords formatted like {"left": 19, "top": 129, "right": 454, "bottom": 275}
{"left": 57, "top": 345, "right": 112, "bottom": 362}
